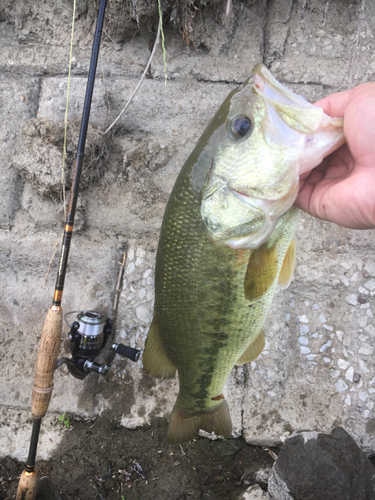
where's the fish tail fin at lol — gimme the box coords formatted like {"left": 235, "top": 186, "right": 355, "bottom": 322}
{"left": 167, "top": 399, "right": 232, "bottom": 444}
{"left": 143, "top": 318, "right": 177, "bottom": 379}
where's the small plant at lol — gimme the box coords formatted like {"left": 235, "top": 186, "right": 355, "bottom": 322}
{"left": 58, "top": 412, "right": 71, "bottom": 429}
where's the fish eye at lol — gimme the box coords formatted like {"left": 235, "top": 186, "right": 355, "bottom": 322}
{"left": 228, "top": 115, "right": 252, "bottom": 140}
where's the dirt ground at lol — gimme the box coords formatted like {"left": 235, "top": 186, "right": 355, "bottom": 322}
{"left": 2, "top": 419, "right": 375, "bottom": 499}
{"left": 0, "top": 412, "right": 276, "bottom": 500}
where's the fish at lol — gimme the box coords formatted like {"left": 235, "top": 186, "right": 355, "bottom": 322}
{"left": 142, "top": 63, "right": 344, "bottom": 444}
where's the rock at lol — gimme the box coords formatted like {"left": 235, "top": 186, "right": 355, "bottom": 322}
{"left": 365, "top": 262, "right": 375, "bottom": 278}
{"left": 344, "top": 293, "right": 358, "bottom": 305}
{"left": 255, "top": 467, "right": 273, "bottom": 485}
{"left": 268, "top": 428, "right": 375, "bottom": 500}
{"left": 136, "top": 304, "right": 152, "bottom": 324}
{"left": 238, "top": 484, "right": 271, "bottom": 499}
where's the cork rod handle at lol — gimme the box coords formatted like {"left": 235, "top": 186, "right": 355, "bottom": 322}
{"left": 16, "top": 470, "right": 37, "bottom": 500}
{"left": 31, "top": 305, "right": 63, "bottom": 419}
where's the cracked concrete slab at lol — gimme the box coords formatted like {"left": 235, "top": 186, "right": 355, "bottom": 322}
{"left": 2, "top": 0, "right": 375, "bottom": 464}
{"left": 0, "top": 76, "right": 40, "bottom": 229}
{"left": 0, "top": 408, "right": 67, "bottom": 462}
{"left": 268, "top": 0, "right": 375, "bottom": 88}
{"left": 264, "top": 0, "right": 293, "bottom": 66}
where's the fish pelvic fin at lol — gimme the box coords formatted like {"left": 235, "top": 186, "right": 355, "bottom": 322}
{"left": 236, "top": 329, "right": 265, "bottom": 365}
{"left": 143, "top": 318, "right": 177, "bottom": 379}
{"left": 167, "top": 400, "right": 232, "bottom": 444}
{"left": 278, "top": 238, "right": 296, "bottom": 290}
{"left": 244, "top": 242, "right": 278, "bottom": 302}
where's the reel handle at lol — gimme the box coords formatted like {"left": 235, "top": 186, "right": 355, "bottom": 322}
{"left": 114, "top": 343, "right": 141, "bottom": 362}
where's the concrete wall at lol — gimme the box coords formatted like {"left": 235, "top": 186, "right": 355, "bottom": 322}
{"left": 1, "top": 0, "right": 375, "bottom": 460}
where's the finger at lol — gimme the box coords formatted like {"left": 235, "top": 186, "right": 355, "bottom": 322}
{"left": 304, "top": 168, "right": 325, "bottom": 186}
{"left": 329, "top": 143, "right": 352, "bottom": 167}
{"left": 315, "top": 89, "right": 351, "bottom": 117}
{"left": 299, "top": 171, "right": 310, "bottom": 182}
{"left": 294, "top": 169, "right": 326, "bottom": 216}
{"left": 295, "top": 176, "right": 337, "bottom": 220}
{"left": 294, "top": 181, "right": 316, "bottom": 215}
{"left": 299, "top": 156, "right": 331, "bottom": 182}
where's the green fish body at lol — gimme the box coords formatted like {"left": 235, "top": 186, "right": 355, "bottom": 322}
{"left": 143, "top": 64, "right": 344, "bottom": 443}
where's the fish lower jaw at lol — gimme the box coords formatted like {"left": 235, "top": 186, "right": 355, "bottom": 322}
{"left": 230, "top": 187, "right": 297, "bottom": 220}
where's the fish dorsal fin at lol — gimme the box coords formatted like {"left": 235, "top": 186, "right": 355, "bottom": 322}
{"left": 143, "top": 318, "right": 177, "bottom": 379}
{"left": 244, "top": 242, "right": 278, "bottom": 302}
{"left": 236, "top": 330, "right": 265, "bottom": 365}
{"left": 278, "top": 238, "right": 296, "bottom": 290}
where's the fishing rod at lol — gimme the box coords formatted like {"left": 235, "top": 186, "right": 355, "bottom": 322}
{"left": 16, "top": 1, "right": 139, "bottom": 498}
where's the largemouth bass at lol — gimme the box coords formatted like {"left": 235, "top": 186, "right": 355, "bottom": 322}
{"left": 143, "top": 64, "right": 344, "bottom": 444}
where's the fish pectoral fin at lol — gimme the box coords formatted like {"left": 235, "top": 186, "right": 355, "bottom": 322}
{"left": 236, "top": 330, "right": 265, "bottom": 365}
{"left": 244, "top": 242, "right": 278, "bottom": 302}
{"left": 167, "top": 400, "right": 232, "bottom": 444}
{"left": 278, "top": 238, "right": 296, "bottom": 290}
{"left": 143, "top": 318, "right": 177, "bottom": 379}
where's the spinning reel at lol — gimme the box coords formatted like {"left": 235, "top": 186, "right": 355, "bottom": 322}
{"left": 57, "top": 310, "right": 140, "bottom": 380}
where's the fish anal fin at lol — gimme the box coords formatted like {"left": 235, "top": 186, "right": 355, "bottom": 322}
{"left": 143, "top": 318, "right": 177, "bottom": 379}
{"left": 236, "top": 330, "right": 265, "bottom": 365}
{"left": 167, "top": 400, "right": 232, "bottom": 444}
{"left": 278, "top": 238, "right": 296, "bottom": 290}
{"left": 244, "top": 243, "right": 278, "bottom": 302}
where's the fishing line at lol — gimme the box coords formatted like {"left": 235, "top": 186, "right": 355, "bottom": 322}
{"left": 62, "top": 0, "right": 77, "bottom": 219}
{"left": 104, "top": 16, "right": 162, "bottom": 135}
{"left": 43, "top": 233, "right": 63, "bottom": 285}
{"left": 157, "top": 0, "right": 167, "bottom": 84}
{"left": 44, "top": 1, "right": 75, "bottom": 284}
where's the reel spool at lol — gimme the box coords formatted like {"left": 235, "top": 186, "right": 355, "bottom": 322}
{"left": 57, "top": 310, "right": 140, "bottom": 379}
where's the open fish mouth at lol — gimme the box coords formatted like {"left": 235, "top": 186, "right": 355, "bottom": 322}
{"left": 251, "top": 63, "right": 339, "bottom": 134}
{"left": 251, "top": 64, "right": 344, "bottom": 174}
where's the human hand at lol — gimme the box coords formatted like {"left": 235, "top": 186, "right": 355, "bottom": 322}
{"left": 295, "top": 83, "right": 375, "bottom": 229}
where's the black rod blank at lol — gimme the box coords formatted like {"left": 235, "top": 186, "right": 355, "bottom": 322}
{"left": 54, "top": 0, "right": 107, "bottom": 307}
{"left": 25, "top": 418, "right": 41, "bottom": 473}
